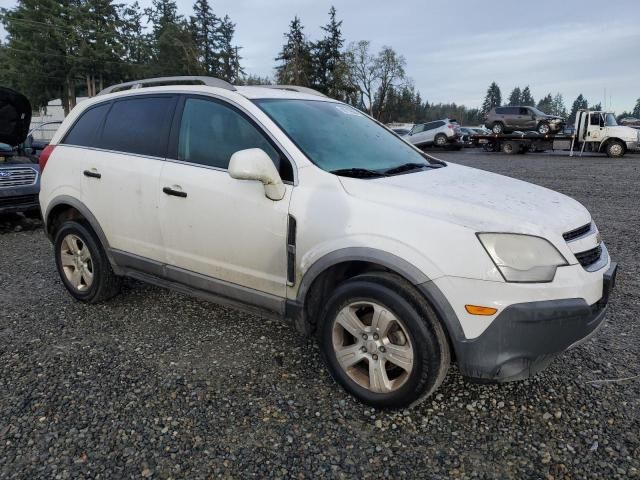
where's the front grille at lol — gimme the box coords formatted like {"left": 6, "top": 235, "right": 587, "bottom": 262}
{"left": 563, "top": 222, "right": 592, "bottom": 241}
{"left": 0, "top": 167, "right": 38, "bottom": 188}
{"left": 575, "top": 244, "right": 602, "bottom": 269}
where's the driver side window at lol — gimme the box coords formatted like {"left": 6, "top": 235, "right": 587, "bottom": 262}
{"left": 176, "top": 97, "right": 293, "bottom": 181}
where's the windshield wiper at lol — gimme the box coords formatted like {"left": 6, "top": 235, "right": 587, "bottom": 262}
{"left": 330, "top": 168, "right": 387, "bottom": 179}
{"left": 383, "top": 163, "right": 432, "bottom": 175}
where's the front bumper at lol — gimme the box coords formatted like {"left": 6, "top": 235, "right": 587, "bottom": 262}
{"left": 419, "top": 262, "right": 617, "bottom": 382}
{"left": 625, "top": 141, "right": 640, "bottom": 151}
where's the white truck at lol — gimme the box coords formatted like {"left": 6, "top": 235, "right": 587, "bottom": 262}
{"left": 472, "top": 109, "right": 640, "bottom": 157}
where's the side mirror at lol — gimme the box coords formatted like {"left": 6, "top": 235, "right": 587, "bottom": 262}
{"left": 228, "top": 148, "right": 286, "bottom": 201}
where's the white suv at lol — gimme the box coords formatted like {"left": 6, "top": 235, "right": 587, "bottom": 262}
{"left": 402, "top": 119, "right": 462, "bottom": 149}
{"left": 39, "top": 77, "right": 617, "bottom": 409}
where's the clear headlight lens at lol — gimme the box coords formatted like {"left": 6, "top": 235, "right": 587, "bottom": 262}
{"left": 477, "top": 233, "right": 568, "bottom": 282}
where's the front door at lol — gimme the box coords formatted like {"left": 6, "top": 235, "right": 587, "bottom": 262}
{"left": 158, "top": 96, "right": 294, "bottom": 300}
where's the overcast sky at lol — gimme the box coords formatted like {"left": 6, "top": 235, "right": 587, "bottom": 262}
{"left": 1, "top": 0, "right": 639, "bottom": 112}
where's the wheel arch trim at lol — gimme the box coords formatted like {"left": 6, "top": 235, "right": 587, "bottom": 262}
{"left": 44, "top": 195, "right": 118, "bottom": 270}
{"left": 295, "top": 247, "right": 431, "bottom": 304}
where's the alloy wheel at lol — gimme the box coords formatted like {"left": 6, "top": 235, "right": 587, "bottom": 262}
{"left": 60, "top": 234, "right": 94, "bottom": 291}
{"left": 332, "top": 301, "right": 414, "bottom": 393}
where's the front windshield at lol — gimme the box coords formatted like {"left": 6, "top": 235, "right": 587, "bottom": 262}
{"left": 605, "top": 113, "right": 618, "bottom": 126}
{"left": 529, "top": 107, "right": 546, "bottom": 116}
{"left": 254, "top": 99, "right": 437, "bottom": 175}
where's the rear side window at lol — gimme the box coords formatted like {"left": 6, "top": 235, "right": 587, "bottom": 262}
{"left": 63, "top": 103, "right": 110, "bottom": 147}
{"left": 99, "top": 96, "right": 175, "bottom": 157}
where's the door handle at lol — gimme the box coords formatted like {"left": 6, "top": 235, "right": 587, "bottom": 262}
{"left": 163, "top": 186, "right": 187, "bottom": 198}
{"left": 83, "top": 169, "right": 101, "bottom": 179}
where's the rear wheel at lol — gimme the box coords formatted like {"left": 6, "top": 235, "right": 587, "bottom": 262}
{"left": 54, "top": 220, "right": 121, "bottom": 303}
{"left": 318, "top": 272, "right": 450, "bottom": 409}
{"left": 606, "top": 140, "right": 625, "bottom": 158}
{"left": 492, "top": 122, "right": 504, "bottom": 134}
{"left": 434, "top": 133, "right": 448, "bottom": 147}
{"left": 501, "top": 141, "right": 518, "bottom": 154}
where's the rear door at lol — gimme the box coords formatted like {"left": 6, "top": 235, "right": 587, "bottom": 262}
{"left": 65, "top": 95, "right": 177, "bottom": 263}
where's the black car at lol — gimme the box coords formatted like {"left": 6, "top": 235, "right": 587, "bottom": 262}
{"left": 0, "top": 87, "right": 40, "bottom": 215}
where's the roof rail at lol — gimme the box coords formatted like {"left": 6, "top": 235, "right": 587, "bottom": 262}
{"left": 259, "top": 85, "right": 327, "bottom": 98}
{"left": 98, "top": 76, "right": 237, "bottom": 96}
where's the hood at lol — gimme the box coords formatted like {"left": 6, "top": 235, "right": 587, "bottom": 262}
{"left": 541, "top": 114, "right": 564, "bottom": 122}
{"left": 339, "top": 163, "right": 591, "bottom": 236}
{"left": 0, "top": 87, "right": 32, "bottom": 146}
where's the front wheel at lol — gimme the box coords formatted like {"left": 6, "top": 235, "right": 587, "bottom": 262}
{"left": 606, "top": 140, "right": 625, "bottom": 158}
{"left": 537, "top": 122, "right": 550, "bottom": 134}
{"left": 318, "top": 272, "right": 450, "bottom": 409}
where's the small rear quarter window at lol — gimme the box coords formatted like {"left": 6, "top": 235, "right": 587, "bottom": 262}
{"left": 63, "top": 103, "right": 110, "bottom": 147}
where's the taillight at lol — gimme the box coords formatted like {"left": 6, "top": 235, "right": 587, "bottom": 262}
{"left": 447, "top": 124, "right": 454, "bottom": 129}
{"left": 39, "top": 145, "right": 55, "bottom": 172}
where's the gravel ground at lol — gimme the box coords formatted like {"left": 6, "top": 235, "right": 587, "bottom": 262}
{"left": 0, "top": 149, "right": 639, "bottom": 479}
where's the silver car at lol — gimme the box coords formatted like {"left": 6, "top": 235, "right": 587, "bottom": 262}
{"left": 403, "top": 119, "right": 462, "bottom": 148}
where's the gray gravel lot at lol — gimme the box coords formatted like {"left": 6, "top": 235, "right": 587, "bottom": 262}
{"left": 0, "top": 149, "right": 639, "bottom": 479}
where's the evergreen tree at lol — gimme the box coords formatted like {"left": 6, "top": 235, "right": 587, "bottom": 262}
{"left": 311, "top": 6, "right": 349, "bottom": 100}
{"left": 591, "top": 102, "right": 602, "bottom": 112}
{"left": 520, "top": 86, "right": 534, "bottom": 106}
{"left": 481, "top": 82, "right": 501, "bottom": 114}
{"left": 190, "top": 0, "right": 218, "bottom": 75}
{"left": 632, "top": 98, "right": 640, "bottom": 117}
{"left": 146, "top": 0, "right": 181, "bottom": 37}
{"left": 275, "top": 16, "right": 312, "bottom": 86}
{"left": 569, "top": 94, "right": 588, "bottom": 122}
{"left": 536, "top": 93, "right": 553, "bottom": 113}
{"left": 507, "top": 87, "right": 521, "bottom": 106}
{"left": 551, "top": 93, "right": 567, "bottom": 117}
{"left": 1, "top": 0, "right": 86, "bottom": 113}
{"left": 120, "top": 2, "right": 153, "bottom": 70}
{"left": 217, "top": 15, "right": 243, "bottom": 82}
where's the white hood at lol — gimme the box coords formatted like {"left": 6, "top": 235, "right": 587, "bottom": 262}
{"left": 339, "top": 163, "right": 591, "bottom": 236}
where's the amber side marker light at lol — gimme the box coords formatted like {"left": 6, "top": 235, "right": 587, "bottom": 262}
{"left": 465, "top": 305, "right": 498, "bottom": 316}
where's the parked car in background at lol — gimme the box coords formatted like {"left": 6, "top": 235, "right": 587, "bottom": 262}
{"left": 390, "top": 126, "right": 411, "bottom": 136}
{"left": 0, "top": 87, "right": 40, "bottom": 215}
{"left": 24, "top": 120, "right": 62, "bottom": 158}
{"left": 485, "top": 106, "right": 565, "bottom": 135}
{"left": 458, "top": 127, "right": 476, "bottom": 147}
{"left": 403, "top": 119, "right": 462, "bottom": 149}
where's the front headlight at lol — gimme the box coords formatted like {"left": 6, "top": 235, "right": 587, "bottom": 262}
{"left": 477, "top": 233, "right": 568, "bottom": 283}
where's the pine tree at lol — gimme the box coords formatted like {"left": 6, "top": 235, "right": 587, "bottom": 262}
{"left": 536, "top": 93, "right": 553, "bottom": 113}
{"left": 146, "top": 0, "right": 181, "bottom": 37}
{"left": 551, "top": 93, "right": 567, "bottom": 117}
{"left": 120, "top": 2, "right": 153, "bottom": 70}
{"left": 521, "top": 86, "right": 534, "bottom": 106}
{"left": 311, "top": 6, "right": 349, "bottom": 99}
{"left": 275, "top": 16, "right": 312, "bottom": 86}
{"left": 632, "top": 98, "right": 640, "bottom": 117}
{"left": 217, "top": 15, "right": 243, "bottom": 82}
{"left": 507, "top": 87, "right": 521, "bottom": 106}
{"left": 190, "top": 0, "right": 218, "bottom": 75}
{"left": 481, "top": 82, "right": 501, "bottom": 114}
{"left": 569, "top": 94, "right": 588, "bottom": 122}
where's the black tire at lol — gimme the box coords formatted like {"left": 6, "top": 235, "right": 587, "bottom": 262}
{"left": 501, "top": 141, "right": 518, "bottom": 154}
{"left": 317, "top": 272, "right": 450, "bottom": 409}
{"left": 605, "top": 140, "right": 625, "bottom": 158}
{"left": 537, "top": 122, "right": 550, "bottom": 135}
{"left": 434, "top": 133, "right": 448, "bottom": 147}
{"left": 54, "top": 220, "right": 121, "bottom": 303}
{"left": 492, "top": 122, "right": 504, "bottom": 134}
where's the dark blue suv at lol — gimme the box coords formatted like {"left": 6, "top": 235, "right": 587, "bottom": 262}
{"left": 0, "top": 87, "right": 40, "bottom": 215}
